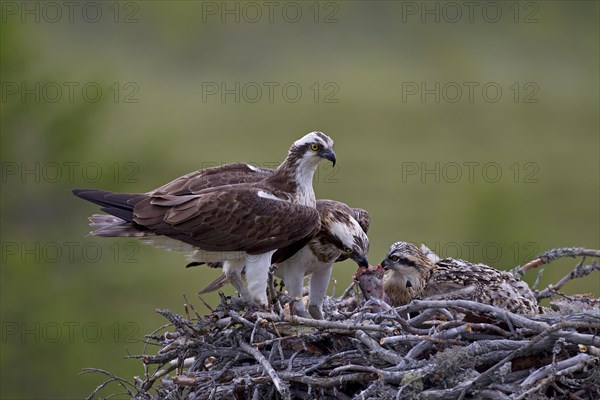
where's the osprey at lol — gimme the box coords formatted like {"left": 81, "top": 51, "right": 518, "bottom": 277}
{"left": 380, "top": 242, "right": 538, "bottom": 314}
{"left": 199, "top": 199, "right": 371, "bottom": 319}
{"left": 134, "top": 161, "right": 370, "bottom": 319}
{"left": 72, "top": 131, "right": 336, "bottom": 308}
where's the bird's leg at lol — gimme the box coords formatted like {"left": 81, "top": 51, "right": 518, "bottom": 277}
{"left": 280, "top": 263, "right": 311, "bottom": 318}
{"left": 267, "top": 266, "right": 284, "bottom": 314}
{"left": 245, "top": 251, "right": 275, "bottom": 309}
{"left": 307, "top": 266, "right": 332, "bottom": 320}
{"left": 223, "top": 260, "right": 249, "bottom": 300}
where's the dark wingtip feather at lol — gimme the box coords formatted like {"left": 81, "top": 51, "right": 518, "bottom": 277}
{"left": 72, "top": 188, "right": 95, "bottom": 198}
{"left": 72, "top": 188, "right": 143, "bottom": 223}
{"left": 186, "top": 261, "right": 205, "bottom": 268}
{"left": 99, "top": 207, "right": 135, "bottom": 222}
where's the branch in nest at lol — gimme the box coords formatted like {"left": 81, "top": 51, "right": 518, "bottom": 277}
{"left": 536, "top": 260, "right": 600, "bottom": 300}
{"left": 239, "top": 338, "right": 290, "bottom": 399}
{"left": 80, "top": 368, "right": 137, "bottom": 400}
{"left": 511, "top": 247, "right": 600, "bottom": 278}
{"left": 520, "top": 353, "right": 598, "bottom": 388}
{"left": 82, "top": 247, "right": 600, "bottom": 400}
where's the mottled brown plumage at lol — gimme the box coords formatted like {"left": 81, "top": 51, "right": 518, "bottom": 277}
{"left": 198, "top": 199, "right": 370, "bottom": 319}
{"left": 381, "top": 242, "right": 538, "bottom": 314}
{"left": 150, "top": 163, "right": 272, "bottom": 196}
{"left": 139, "top": 162, "right": 370, "bottom": 268}
{"left": 86, "top": 156, "right": 369, "bottom": 319}
{"left": 73, "top": 131, "right": 336, "bottom": 307}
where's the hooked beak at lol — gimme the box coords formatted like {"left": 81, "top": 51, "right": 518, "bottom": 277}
{"left": 319, "top": 148, "right": 337, "bottom": 166}
{"left": 380, "top": 259, "right": 390, "bottom": 270}
{"left": 351, "top": 254, "right": 369, "bottom": 269}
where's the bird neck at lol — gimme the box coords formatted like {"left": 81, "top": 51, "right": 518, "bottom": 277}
{"left": 267, "top": 153, "right": 318, "bottom": 207}
{"left": 383, "top": 270, "right": 415, "bottom": 306}
{"left": 384, "top": 262, "right": 431, "bottom": 302}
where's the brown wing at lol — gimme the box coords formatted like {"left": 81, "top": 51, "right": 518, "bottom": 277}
{"left": 272, "top": 232, "right": 316, "bottom": 264}
{"left": 424, "top": 258, "right": 538, "bottom": 314}
{"left": 352, "top": 207, "right": 370, "bottom": 234}
{"left": 273, "top": 199, "right": 349, "bottom": 264}
{"left": 134, "top": 186, "right": 320, "bottom": 254}
{"left": 430, "top": 259, "right": 510, "bottom": 287}
{"left": 151, "top": 163, "right": 272, "bottom": 195}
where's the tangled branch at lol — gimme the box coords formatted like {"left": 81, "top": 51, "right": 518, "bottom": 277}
{"left": 85, "top": 249, "right": 599, "bottom": 399}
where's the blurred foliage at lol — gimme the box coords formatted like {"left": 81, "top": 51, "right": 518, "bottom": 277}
{"left": 1, "top": 1, "right": 598, "bottom": 399}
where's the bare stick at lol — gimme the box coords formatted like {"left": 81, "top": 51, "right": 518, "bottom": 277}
{"left": 456, "top": 318, "right": 579, "bottom": 399}
{"left": 511, "top": 247, "right": 600, "bottom": 278}
{"left": 80, "top": 368, "right": 137, "bottom": 400}
{"left": 355, "top": 330, "right": 404, "bottom": 364}
{"left": 537, "top": 260, "right": 600, "bottom": 299}
{"left": 401, "top": 300, "right": 549, "bottom": 332}
{"left": 337, "top": 281, "right": 357, "bottom": 301}
{"left": 531, "top": 268, "right": 544, "bottom": 290}
{"left": 520, "top": 353, "right": 597, "bottom": 388}
{"left": 277, "top": 371, "right": 375, "bottom": 388}
{"left": 196, "top": 294, "right": 214, "bottom": 313}
{"left": 239, "top": 338, "right": 290, "bottom": 399}
{"left": 288, "top": 315, "right": 395, "bottom": 334}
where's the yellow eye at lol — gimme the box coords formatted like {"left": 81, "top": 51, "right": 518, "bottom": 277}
{"left": 310, "top": 143, "right": 320, "bottom": 151}
{"left": 346, "top": 248, "right": 353, "bottom": 254}
{"left": 390, "top": 255, "right": 399, "bottom": 262}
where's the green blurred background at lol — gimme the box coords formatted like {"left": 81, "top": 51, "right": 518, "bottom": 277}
{"left": 1, "top": 1, "right": 598, "bottom": 398}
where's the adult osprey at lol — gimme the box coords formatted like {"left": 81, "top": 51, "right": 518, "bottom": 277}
{"left": 380, "top": 242, "right": 538, "bottom": 314}
{"left": 118, "top": 160, "right": 370, "bottom": 319}
{"left": 72, "top": 131, "right": 336, "bottom": 308}
{"left": 198, "top": 199, "right": 370, "bottom": 319}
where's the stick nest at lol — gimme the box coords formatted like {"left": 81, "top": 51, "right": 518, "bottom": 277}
{"left": 84, "top": 249, "right": 600, "bottom": 400}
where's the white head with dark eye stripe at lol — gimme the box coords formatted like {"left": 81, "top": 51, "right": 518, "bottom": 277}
{"left": 290, "top": 131, "right": 336, "bottom": 167}
{"left": 329, "top": 218, "right": 369, "bottom": 267}
{"left": 271, "top": 131, "right": 336, "bottom": 207}
{"left": 380, "top": 242, "right": 433, "bottom": 289}
{"left": 306, "top": 200, "right": 370, "bottom": 267}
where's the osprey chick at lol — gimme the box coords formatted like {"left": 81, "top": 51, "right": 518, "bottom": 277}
{"left": 73, "top": 131, "right": 336, "bottom": 309}
{"left": 380, "top": 242, "right": 538, "bottom": 314}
